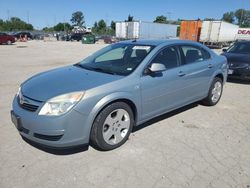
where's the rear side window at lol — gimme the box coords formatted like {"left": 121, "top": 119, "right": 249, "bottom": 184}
{"left": 151, "top": 46, "right": 179, "bottom": 69}
{"left": 180, "top": 45, "right": 210, "bottom": 64}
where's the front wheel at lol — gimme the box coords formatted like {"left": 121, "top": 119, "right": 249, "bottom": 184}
{"left": 90, "top": 102, "right": 134, "bottom": 151}
{"left": 202, "top": 77, "right": 223, "bottom": 106}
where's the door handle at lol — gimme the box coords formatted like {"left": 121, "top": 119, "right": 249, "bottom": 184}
{"left": 208, "top": 64, "right": 213, "bottom": 68}
{"left": 178, "top": 71, "right": 186, "bottom": 77}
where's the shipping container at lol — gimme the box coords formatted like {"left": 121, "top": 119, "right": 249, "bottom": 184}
{"left": 115, "top": 22, "right": 128, "bottom": 39}
{"left": 235, "top": 28, "right": 250, "bottom": 41}
{"left": 179, "top": 20, "right": 202, "bottom": 41}
{"left": 199, "top": 21, "right": 239, "bottom": 47}
{"left": 116, "top": 21, "right": 178, "bottom": 39}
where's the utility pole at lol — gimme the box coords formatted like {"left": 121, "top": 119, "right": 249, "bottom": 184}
{"left": 54, "top": 15, "right": 57, "bottom": 26}
{"left": 166, "top": 12, "right": 172, "bottom": 21}
{"left": 63, "top": 16, "right": 66, "bottom": 32}
{"left": 105, "top": 13, "right": 109, "bottom": 34}
{"left": 7, "top": 9, "right": 10, "bottom": 20}
{"left": 27, "top": 11, "right": 30, "bottom": 23}
{"left": 240, "top": 9, "right": 244, "bottom": 26}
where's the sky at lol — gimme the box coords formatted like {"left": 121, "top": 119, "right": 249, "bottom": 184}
{"left": 0, "top": 0, "right": 249, "bottom": 29}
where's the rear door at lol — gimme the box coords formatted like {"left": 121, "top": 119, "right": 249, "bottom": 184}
{"left": 177, "top": 44, "right": 214, "bottom": 102}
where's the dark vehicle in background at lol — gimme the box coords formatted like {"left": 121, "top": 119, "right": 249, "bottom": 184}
{"left": 13, "top": 32, "right": 33, "bottom": 40}
{"left": 103, "top": 36, "right": 117, "bottom": 44}
{"left": 222, "top": 41, "right": 250, "bottom": 80}
{"left": 33, "top": 33, "right": 50, "bottom": 40}
{"left": 70, "top": 33, "right": 85, "bottom": 41}
{"left": 0, "top": 32, "right": 15, "bottom": 44}
{"left": 63, "top": 34, "right": 71, "bottom": 41}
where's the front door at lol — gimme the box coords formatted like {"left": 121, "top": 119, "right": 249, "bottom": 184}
{"left": 140, "top": 46, "right": 187, "bottom": 120}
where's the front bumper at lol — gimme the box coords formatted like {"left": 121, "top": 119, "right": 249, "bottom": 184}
{"left": 228, "top": 67, "right": 250, "bottom": 80}
{"left": 11, "top": 96, "right": 90, "bottom": 148}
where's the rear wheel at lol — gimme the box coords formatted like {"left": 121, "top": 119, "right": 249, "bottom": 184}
{"left": 7, "top": 40, "right": 12, "bottom": 45}
{"left": 90, "top": 102, "right": 134, "bottom": 151}
{"left": 202, "top": 77, "right": 223, "bottom": 106}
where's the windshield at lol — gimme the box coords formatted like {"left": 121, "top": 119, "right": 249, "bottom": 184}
{"left": 76, "top": 43, "right": 154, "bottom": 76}
{"left": 227, "top": 42, "right": 250, "bottom": 54}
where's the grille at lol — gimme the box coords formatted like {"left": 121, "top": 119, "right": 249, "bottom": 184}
{"left": 229, "top": 63, "right": 248, "bottom": 69}
{"left": 18, "top": 94, "right": 40, "bottom": 112}
{"left": 34, "top": 133, "right": 63, "bottom": 141}
{"left": 20, "top": 102, "right": 39, "bottom": 112}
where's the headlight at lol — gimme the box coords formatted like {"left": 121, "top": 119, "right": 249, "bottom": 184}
{"left": 38, "top": 92, "right": 84, "bottom": 116}
{"left": 17, "top": 87, "right": 21, "bottom": 96}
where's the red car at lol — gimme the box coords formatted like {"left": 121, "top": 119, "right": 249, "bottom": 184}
{"left": 0, "top": 32, "right": 15, "bottom": 44}
{"left": 103, "top": 36, "right": 118, "bottom": 44}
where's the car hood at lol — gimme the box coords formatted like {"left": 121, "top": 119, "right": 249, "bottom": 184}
{"left": 21, "top": 65, "right": 123, "bottom": 101}
{"left": 222, "top": 52, "right": 250, "bottom": 64}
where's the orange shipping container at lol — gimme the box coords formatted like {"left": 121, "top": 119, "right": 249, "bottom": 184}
{"left": 180, "top": 20, "right": 202, "bottom": 41}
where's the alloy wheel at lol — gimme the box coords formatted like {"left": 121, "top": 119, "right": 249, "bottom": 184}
{"left": 102, "top": 109, "right": 130, "bottom": 145}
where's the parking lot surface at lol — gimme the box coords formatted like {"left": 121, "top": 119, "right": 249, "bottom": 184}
{"left": 0, "top": 41, "right": 250, "bottom": 188}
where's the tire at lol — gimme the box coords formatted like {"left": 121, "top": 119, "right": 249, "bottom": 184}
{"left": 202, "top": 77, "right": 223, "bottom": 106}
{"left": 90, "top": 102, "right": 134, "bottom": 151}
{"left": 7, "top": 40, "right": 12, "bottom": 45}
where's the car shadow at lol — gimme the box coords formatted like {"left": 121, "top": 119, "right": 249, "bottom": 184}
{"left": 0, "top": 43, "right": 16, "bottom": 46}
{"left": 22, "top": 136, "right": 89, "bottom": 155}
{"left": 132, "top": 102, "right": 198, "bottom": 132}
{"left": 227, "top": 78, "right": 250, "bottom": 85}
{"left": 22, "top": 102, "right": 199, "bottom": 155}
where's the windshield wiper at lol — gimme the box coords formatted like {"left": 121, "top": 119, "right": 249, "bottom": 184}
{"left": 91, "top": 67, "right": 116, "bottom": 75}
{"left": 74, "top": 64, "right": 116, "bottom": 75}
{"left": 74, "top": 63, "right": 85, "bottom": 69}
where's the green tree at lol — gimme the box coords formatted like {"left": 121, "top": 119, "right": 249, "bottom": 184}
{"left": 98, "top": 19, "right": 106, "bottom": 30}
{"left": 126, "top": 14, "right": 134, "bottom": 22}
{"left": 0, "top": 17, "right": 33, "bottom": 31}
{"left": 171, "top": 18, "right": 181, "bottom": 25}
{"left": 222, "top": 12, "right": 235, "bottom": 23}
{"left": 0, "top": 19, "right": 4, "bottom": 30}
{"left": 154, "top": 15, "right": 167, "bottom": 24}
{"left": 54, "top": 23, "right": 64, "bottom": 31}
{"left": 92, "top": 21, "right": 98, "bottom": 33}
{"left": 42, "top": 27, "right": 54, "bottom": 32}
{"left": 53, "top": 22, "right": 72, "bottom": 32}
{"left": 235, "top": 9, "right": 250, "bottom": 27}
{"left": 71, "top": 11, "right": 84, "bottom": 26}
{"left": 111, "top": 21, "right": 116, "bottom": 31}
{"left": 92, "top": 19, "right": 115, "bottom": 35}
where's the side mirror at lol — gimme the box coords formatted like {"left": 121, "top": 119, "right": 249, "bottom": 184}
{"left": 222, "top": 48, "right": 227, "bottom": 52}
{"left": 149, "top": 63, "right": 166, "bottom": 73}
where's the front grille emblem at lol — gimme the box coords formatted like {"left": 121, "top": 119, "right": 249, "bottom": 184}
{"left": 19, "top": 93, "right": 27, "bottom": 105}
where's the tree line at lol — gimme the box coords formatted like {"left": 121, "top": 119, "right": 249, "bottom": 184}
{"left": 1, "top": 9, "right": 249, "bottom": 33}
{"left": 222, "top": 9, "right": 250, "bottom": 27}
{"left": 0, "top": 17, "right": 33, "bottom": 31}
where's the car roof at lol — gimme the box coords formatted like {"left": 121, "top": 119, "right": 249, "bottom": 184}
{"left": 236, "top": 40, "right": 250, "bottom": 44}
{"left": 118, "top": 39, "right": 202, "bottom": 46}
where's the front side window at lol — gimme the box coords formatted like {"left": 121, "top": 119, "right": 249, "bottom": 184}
{"left": 180, "top": 45, "right": 210, "bottom": 64}
{"left": 151, "top": 46, "right": 179, "bottom": 69}
{"left": 77, "top": 43, "right": 154, "bottom": 76}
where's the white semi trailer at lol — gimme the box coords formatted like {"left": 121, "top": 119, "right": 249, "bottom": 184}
{"left": 199, "top": 21, "right": 239, "bottom": 47}
{"left": 116, "top": 21, "right": 178, "bottom": 40}
{"left": 235, "top": 28, "right": 250, "bottom": 41}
